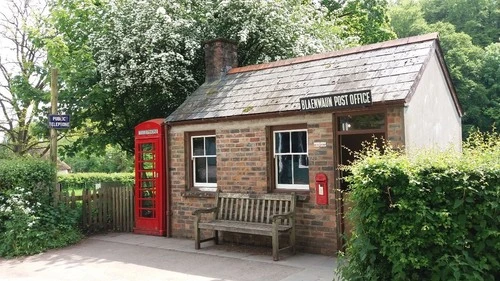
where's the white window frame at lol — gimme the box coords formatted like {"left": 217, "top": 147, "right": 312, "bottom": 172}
{"left": 191, "top": 135, "right": 217, "bottom": 191}
{"left": 273, "top": 129, "right": 309, "bottom": 190}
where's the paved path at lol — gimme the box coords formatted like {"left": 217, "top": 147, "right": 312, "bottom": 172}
{"left": 0, "top": 233, "right": 338, "bottom": 281}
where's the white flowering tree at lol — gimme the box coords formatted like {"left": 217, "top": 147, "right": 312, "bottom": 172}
{"left": 42, "top": 0, "right": 391, "bottom": 153}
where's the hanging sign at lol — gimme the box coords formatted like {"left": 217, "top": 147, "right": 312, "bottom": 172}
{"left": 48, "top": 114, "right": 70, "bottom": 129}
{"left": 300, "top": 90, "right": 372, "bottom": 111}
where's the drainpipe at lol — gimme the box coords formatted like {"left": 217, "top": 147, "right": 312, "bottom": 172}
{"left": 165, "top": 123, "right": 172, "bottom": 237}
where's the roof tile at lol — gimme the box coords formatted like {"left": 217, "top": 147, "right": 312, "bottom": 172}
{"left": 167, "top": 34, "right": 439, "bottom": 122}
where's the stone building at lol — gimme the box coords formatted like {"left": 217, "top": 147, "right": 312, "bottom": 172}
{"left": 142, "top": 33, "right": 462, "bottom": 255}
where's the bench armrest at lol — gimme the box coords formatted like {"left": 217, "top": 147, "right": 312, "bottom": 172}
{"left": 192, "top": 207, "right": 218, "bottom": 216}
{"left": 271, "top": 211, "right": 295, "bottom": 223}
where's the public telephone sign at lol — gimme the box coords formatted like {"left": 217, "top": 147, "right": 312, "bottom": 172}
{"left": 48, "top": 114, "right": 70, "bottom": 129}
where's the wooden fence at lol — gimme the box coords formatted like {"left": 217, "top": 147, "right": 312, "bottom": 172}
{"left": 55, "top": 186, "right": 134, "bottom": 233}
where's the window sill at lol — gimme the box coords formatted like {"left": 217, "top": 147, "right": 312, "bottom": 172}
{"left": 181, "top": 190, "right": 216, "bottom": 198}
{"left": 273, "top": 189, "right": 310, "bottom": 202}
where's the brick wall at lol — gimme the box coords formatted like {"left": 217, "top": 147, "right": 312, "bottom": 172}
{"left": 387, "top": 106, "right": 405, "bottom": 148}
{"left": 166, "top": 109, "right": 405, "bottom": 255}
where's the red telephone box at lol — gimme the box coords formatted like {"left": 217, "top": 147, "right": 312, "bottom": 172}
{"left": 134, "top": 119, "right": 166, "bottom": 236}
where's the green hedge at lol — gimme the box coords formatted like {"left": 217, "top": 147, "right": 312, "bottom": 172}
{"left": 337, "top": 132, "right": 500, "bottom": 281}
{"left": 0, "top": 158, "right": 81, "bottom": 257}
{"left": 0, "top": 158, "right": 55, "bottom": 203}
{"left": 58, "top": 172, "right": 134, "bottom": 189}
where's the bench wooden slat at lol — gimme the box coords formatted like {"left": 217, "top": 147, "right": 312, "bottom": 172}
{"left": 199, "top": 220, "right": 292, "bottom": 236}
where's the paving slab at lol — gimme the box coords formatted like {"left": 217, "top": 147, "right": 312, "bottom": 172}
{"left": 0, "top": 233, "right": 338, "bottom": 281}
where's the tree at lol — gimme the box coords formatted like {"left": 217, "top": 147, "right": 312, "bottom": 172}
{"left": 42, "top": 0, "right": 359, "bottom": 153}
{"left": 0, "top": 0, "right": 51, "bottom": 156}
{"left": 388, "top": 1, "right": 499, "bottom": 135}
{"left": 421, "top": 0, "right": 499, "bottom": 47}
{"left": 388, "top": 0, "right": 430, "bottom": 38}
{"left": 481, "top": 43, "right": 500, "bottom": 128}
{"left": 322, "top": 0, "right": 396, "bottom": 44}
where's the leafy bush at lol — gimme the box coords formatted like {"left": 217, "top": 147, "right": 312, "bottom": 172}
{"left": 0, "top": 159, "right": 82, "bottom": 257}
{"left": 0, "top": 158, "right": 55, "bottom": 203}
{"left": 58, "top": 172, "right": 134, "bottom": 190}
{"left": 0, "top": 187, "right": 82, "bottom": 257}
{"left": 337, "top": 131, "right": 500, "bottom": 281}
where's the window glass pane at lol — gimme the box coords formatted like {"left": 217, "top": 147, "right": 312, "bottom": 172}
{"left": 205, "top": 137, "right": 216, "bottom": 155}
{"left": 195, "top": 157, "right": 207, "bottom": 183}
{"left": 291, "top": 131, "right": 307, "bottom": 153}
{"left": 338, "top": 113, "right": 385, "bottom": 131}
{"left": 193, "top": 137, "right": 204, "bottom": 156}
{"left": 276, "top": 155, "right": 292, "bottom": 184}
{"left": 207, "top": 157, "right": 217, "bottom": 183}
{"left": 293, "top": 155, "right": 309, "bottom": 184}
{"left": 275, "top": 132, "right": 290, "bottom": 153}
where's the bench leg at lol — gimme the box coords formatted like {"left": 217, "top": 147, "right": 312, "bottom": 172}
{"left": 195, "top": 227, "right": 201, "bottom": 250}
{"left": 272, "top": 228, "right": 279, "bottom": 261}
{"left": 214, "top": 230, "right": 219, "bottom": 245}
{"left": 290, "top": 228, "right": 296, "bottom": 255}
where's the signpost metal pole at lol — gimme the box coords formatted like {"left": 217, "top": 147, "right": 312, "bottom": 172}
{"left": 50, "top": 68, "right": 58, "bottom": 193}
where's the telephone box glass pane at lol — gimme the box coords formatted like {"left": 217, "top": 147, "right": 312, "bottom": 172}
{"left": 293, "top": 155, "right": 309, "bottom": 184}
{"left": 140, "top": 200, "right": 154, "bottom": 208}
{"left": 141, "top": 161, "right": 154, "bottom": 170}
{"left": 193, "top": 138, "right": 204, "bottom": 156}
{"left": 141, "top": 181, "right": 154, "bottom": 188}
{"left": 207, "top": 157, "right": 217, "bottom": 183}
{"left": 141, "top": 210, "right": 155, "bottom": 218}
{"left": 195, "top": 158, "right": 207, "bottom": 182}
{"left": 141, "top": 190, "right": 153, "bottom": 198}
{"left": 205, "top": 137, "right": 216, "bottom": 155}
{"left": 276, "top": 155, "right": 292, "bottom": 184}
{"left": 141, "top": 171, "right": 154, "bottom": 179}
{"left": 140, "top": 143, "right": 154, "bottom": 152}
{"left": 141, "top": 152, "right": 154, "bottom": 161}
{"left": 275, "top": 132, "right": 290, "bottom": 153}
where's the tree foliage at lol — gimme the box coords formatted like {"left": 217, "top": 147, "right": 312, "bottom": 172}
{"left": 0, "top": 0, "right": 52, "bottom": 156}
{"left": 389, "top": 0, "right": 499, "bottom": 136}
{"left": 421, "top": 0, "right": 499, "bottom": 47}
{"left": 38, "top": 0, "right": 370, "bottom": 153}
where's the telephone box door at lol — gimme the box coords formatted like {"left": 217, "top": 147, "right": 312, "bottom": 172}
{"left": 134, "top": 119, "right": 166, "bottom": 236}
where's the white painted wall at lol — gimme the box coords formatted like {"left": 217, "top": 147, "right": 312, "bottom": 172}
{"left": 404, "top": 52, "right": 462, "bottom": 153}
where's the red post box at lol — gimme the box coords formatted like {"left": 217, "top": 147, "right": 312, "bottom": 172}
{"left": 315, "top": 173, "right": 328, "bottom": 205}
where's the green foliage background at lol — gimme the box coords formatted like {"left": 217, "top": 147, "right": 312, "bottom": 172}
{"left": 0, "top": 159, "right": 82, "bottom": 257}
{"left": 388, "top": 0, "right": 500, "bottom": 136}
{"left": 337, "top": 132, "right": 500, "bottom": 280}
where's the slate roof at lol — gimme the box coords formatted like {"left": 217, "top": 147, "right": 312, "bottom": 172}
{"left": 166, "top": 33, "right": 454, "bottom": 123}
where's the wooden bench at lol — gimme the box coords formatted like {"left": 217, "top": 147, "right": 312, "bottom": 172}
{"left": 193, "top": 192, "right": 296, "bottom": 261}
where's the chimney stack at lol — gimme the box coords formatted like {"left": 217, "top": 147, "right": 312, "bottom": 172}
{"left": 204, "top": 39, "right": 238, "bottom": 83}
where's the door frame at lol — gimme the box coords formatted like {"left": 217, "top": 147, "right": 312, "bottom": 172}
{"left": 333, "top": 109, "right": 388, "bottom": 251}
